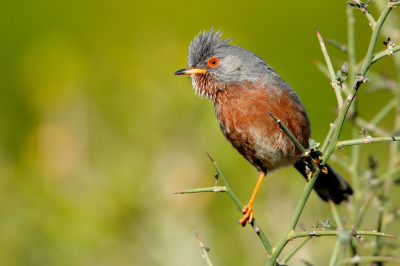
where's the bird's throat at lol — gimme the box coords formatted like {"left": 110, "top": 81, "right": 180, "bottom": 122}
{"left": 191, "top": 73, "right": 219, "bottom": 102}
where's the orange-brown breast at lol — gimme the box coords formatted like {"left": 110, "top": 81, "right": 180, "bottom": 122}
{"left": 214, "top": 80, "right": 311, "bottom": 173}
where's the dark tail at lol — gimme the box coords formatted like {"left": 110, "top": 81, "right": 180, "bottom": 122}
{"left": 294, "top": 160, "right": 353, "bottom": 204}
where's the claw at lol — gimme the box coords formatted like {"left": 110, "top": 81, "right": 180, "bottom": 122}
{"left": 238, "top": 205, "right": 254, "bottom": 226}
{"left": 249, "top": 210, "right": 254, "bottom": 224}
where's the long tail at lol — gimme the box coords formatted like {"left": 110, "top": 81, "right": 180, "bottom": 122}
{"left": 294, "top": 160, "right": 353, "bottom": 204}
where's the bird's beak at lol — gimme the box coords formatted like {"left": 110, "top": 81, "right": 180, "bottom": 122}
{"left": 174, "top": 67, "right": 208, "bottom": 75}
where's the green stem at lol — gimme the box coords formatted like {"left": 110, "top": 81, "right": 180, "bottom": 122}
{"left": 315, "top": 27, "right": 344, "bottom": 110}
{"left": 347, "top": 8, "right": 361, "bottom": 262}
{"left": 364, "top": 8, "right": 376, "bottom": 28}
{"left": 330, "top": 153, "right": 352, "bottom": 171}
{"left": 370, "top": 96, "right": 399, "bottom": 125}
{"left": 328, "top": 200, "right": 344, "bottom": 266}
{"left": 174, "top": 186, "right": 227, "bottom": 194}
{"left": 269, "top": 113, "right": 318, "bottom": 173}
{"left": 278, "top": 237, "right": 311, "bottom": 265}
{"left": 354, "top": 117, "right": 390, "bottom": 137}
{"left": 267, "top": 169, "right": 322, "bottom": 265}
{"left": 321, "top": 121, "right": 336, "bottom": 153}
{"left": 347, "top": 3, "right": 360, "bottom": 201}
{"left": 329, "top": 239, "right": 341, "bottom": 266}
{"left": 207, "top": 154, "right": 273, "bottom": 254}
{"left": 336, "top": 136, "right": 400, "bottom": 149}
{"left": 356, "top": 192, "right": 375, "bottom": 228}
{"left": 341, "top": 255, "right": 400, "bottom": 264}
{"left": 362, "top": 2, "right": 393, "bottom": 74}
{"left": 268, "top": 4, "right": 397, "bottom": 264}
{"left": 373, "top": 90, "right": 400, "bottom": 264}
{"left": 268, "top": 113, "right": 306, "bottom": 154}
{"left": 321, "top": 1, "right": 393, "bottom": 165}
{"left": 371, "top": 45, "right": 400, "bottom": 64}
{"left": 289, "top": 230, "right": 399, "bottom": 240}
{"left": 329, "top": 199, "right": 342, "bottom": 228}
{"left": 194, "top": 232, "right": 214, "bottom": 266}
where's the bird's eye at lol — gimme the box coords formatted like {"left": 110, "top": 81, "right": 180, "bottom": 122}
{"left": 207, "top": 57, "right": 219, "bottom": 68}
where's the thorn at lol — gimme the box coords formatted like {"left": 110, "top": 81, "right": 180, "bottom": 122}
{"left": 267, "top": 112, "right": 280, "bottom": 123}
{"left": 315, "top": 28, "right": 324, "bottom": 43}
{"left": 172, "top": 191, "right": 179, "bottom": 194}
{"left": 194, "top": 231, "right": 203, "bottom": 247}
{"left": 205, "top": 151, "right": 215, "bottom": 163}
{"left": 194, "top": 231, "right": 210, "bottom": 251}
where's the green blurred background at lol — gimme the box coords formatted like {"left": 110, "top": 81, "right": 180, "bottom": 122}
{"left": 1, "top": 0, "right": 400, "bottom": 265}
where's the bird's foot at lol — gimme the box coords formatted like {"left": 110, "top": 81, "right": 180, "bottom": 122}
{"left": 238, "top": 205, "right": 254, "bottom": 227}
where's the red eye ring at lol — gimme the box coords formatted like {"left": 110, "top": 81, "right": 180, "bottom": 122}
{"left": 207, "top": 57, "right": 219, "bottom": 68}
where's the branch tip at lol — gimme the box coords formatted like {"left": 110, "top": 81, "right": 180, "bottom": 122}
{"left": 205, "top": 151, "right": 215, "bottom": 164}
{"left": 267, "top": 112, "right": 279, "bottom": 122}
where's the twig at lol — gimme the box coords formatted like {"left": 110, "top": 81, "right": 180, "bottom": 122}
{"left": 329, "top": 153, "right": 352, "bottom": 172}
{"left": 329, "top": 239, "right": 341, "bottom": 266}
{"left": 321, "top": 122, "right": 337, "bottom": 153}
{"left": 325, "top": 39, "right": 348, "bottom": 52}
{"left": 356, "top": 192, "right": 375, "bottom": 228}
{"left": 278, "top": 237, "right": 311, "bottom": 265}
{"left": 354, "top": 117, "right": 390, "bottom": 137}
{"left": 391, "top": 1, "right": 400, "bottom": 8}
{"left": 206, "top": 153, "right": 273, "bottom": 255}
{"left": 364, "top": 8, "right": 376, "bottom": 29}
{"left": 328, "top": 200, "right": 345, "bottom": 266}
{"left": 194, "top": 232, "right": 213, "bottom": 266}
{"left": 314, "top": 59, "right": 333, "bottom": 79}
{"left": 267, "top": 168, "right": 322, "bottom": 265}
{"left": 268, "top": 113, "right": 306, "bottom": 154}
{"left": 347, "top": 10, "right": 361, "bottom": 260}
{"left": 288, "top": 230, "right": 399, "bottom": 240}
{"left": 321, "top": 1, "right": 394, "bottom": 165}
{"left": 329, "top": 199, "right": 343, "bottom": 228}
{"left": 362, "top": 1, "right": 393, "bottom": 73}
{"left": 336, "top": 136, "right": 400, "bottom": 149}
{"left": 268, "top": 113, "right": 319, "bottom": 174}
{"left": 370, "top": 96, "right": 399, "bottom": 125}
{"left": 371, "top": 45, "right": 400, "bottom": 64}
{"left": 173, "top": 186, "right": 227, "bottom": 194}
{"left": 341, "top": 255, "right": 400, "bottom": 264}
{"left": 315, "top": 26, "right": 344, "bottom": 110}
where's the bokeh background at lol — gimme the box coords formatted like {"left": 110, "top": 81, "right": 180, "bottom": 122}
{"left": 1, "top": 1, "right": 400, "bottom": 265}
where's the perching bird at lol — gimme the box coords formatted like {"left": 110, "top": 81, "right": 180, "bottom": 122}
{"left": 174, "top": 29, "right": 352, "bottom": 226}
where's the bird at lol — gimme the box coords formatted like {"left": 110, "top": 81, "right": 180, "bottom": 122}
{"left": 174, "top": 29, "right": 353, "bottom": 226}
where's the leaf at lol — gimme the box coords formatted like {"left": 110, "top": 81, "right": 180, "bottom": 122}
{"left": 324, "top": 218, "right": 331, "bottom": 228}
{"left": 309, "top": 139, "right": 320, "bottom": 150}
{"left": 341, "top": 62, "right": 348, "bottom": 74}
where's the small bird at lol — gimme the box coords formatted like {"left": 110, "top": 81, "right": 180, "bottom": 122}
{"left": 174, "top": 29, "right": 353, "bottom": 226}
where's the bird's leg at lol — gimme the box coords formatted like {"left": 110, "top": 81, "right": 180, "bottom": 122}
{"left": 238, "top": 171, "right": 266, "bottom": 226}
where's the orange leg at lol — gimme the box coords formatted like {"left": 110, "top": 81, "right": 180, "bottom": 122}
{"left": 238, "top": 171, "right": 266, "bottom": 226}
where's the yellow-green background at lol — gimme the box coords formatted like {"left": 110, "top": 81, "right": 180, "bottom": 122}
{"left": 1, "top": 1, "right": 399, "bottom": 265}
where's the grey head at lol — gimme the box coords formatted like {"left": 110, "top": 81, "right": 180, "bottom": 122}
{"left": 174, "top": 29, "right": 289, "bottom": 101}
